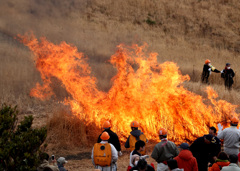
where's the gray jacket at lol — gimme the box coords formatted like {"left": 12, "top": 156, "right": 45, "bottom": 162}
{"left": 151, "top": 139, "right": 179, "bottom": 163}
{"left": 221, "top": 163, "right": 240, "bottom": 171}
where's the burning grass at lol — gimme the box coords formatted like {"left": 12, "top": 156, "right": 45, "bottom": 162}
{"left": 15, "top": 33, "right": 239, "bottom": 146}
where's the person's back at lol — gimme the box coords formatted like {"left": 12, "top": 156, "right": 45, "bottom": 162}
{"left": 167, "top": 159, "right": 183, "bottom": 171}
{"left": 97, "top": 121, "right": 122, "bottom": 155}
{"left": 190, "top": 134, "right": 216, "bottom": 171}
{"left": 125, "top": 121, "right": 147, "bottom": 155}
{"left": 38, "top": 153, "right": 59, "bottom": 171}
{"left": 174, "top": 143, "right": 198, "bottom": 171}
{"left": 92, "top": 132, "right": 118, "bottom": 171}
{"left": 221, "top": 154, "right": 240, "bottom": 171}
{"left": 151, "top": 128, "right": 178, "bottom": 171}
{"left": 217, "top": 117, "right": 240, "bottom": 156}
{"left": 130, "top": 159, "right": 155, "bottom": 171}
{"left": 209, "top": 152, "right": 230, "bottom": 171}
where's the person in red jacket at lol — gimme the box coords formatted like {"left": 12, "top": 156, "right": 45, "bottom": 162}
{"left": 174, "top": 143, "right": 198, "bottom": 171}
{"left": 208, "top": 152, "right": 230, "bottom": 171}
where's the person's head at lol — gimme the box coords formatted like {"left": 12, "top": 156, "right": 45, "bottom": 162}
{"left": 136, "top": 159, "right": 148, "bottom": 171}
{"left": 167, "top": 159, "right": 178, "bottom": 170}
{"left": 103, "top": 121, "right": 111, "bottom": 130}
{"left": 131, "top": 121, "right": 139, "bottom": 131}
{"left": 209, "top": 127, "right": 217, "bottom": 136}
{"left": 230, "top": 116, "right": 239, "bottom": 126}
{"left": 229, "top": 154, "right": 238, "bottom": 164}
{"left": 205, "top": 59, "right": 211, "bottom": 65}
{"left": 100, "top": 132, "right": 110, "bottom": 141}
{"left": 204, "top": 134, "right": 215, "bottom": 144}
{"left": 178, "top": 143, "right": 189, "bottom": 152}
{"left": 217, "top": 152, "right": 229, "bottom": 160}
{"left": 39, "top": 152, "right": 49, "bottom": 162}
{"left": 57, "top": 157, "right": 67, "bottom": 166}
{"left": 135, "top": 140, "right": 145, "bottom": 152}
{"left": 158, "top": 128, "right": 167, "bottom": 139}
{"left": 43, "top": 167, "right": 54, "bottom": 171}
{"left": 226, "top": 63, "right": 231, "bottom": 69}
{"left": 131, "top": 154, "right": 140, "bottom": 166}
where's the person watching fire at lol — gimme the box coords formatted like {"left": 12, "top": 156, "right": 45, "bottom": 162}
{"left": 97, "top": 121, "right": 122, "bottom": 156}
{"left": 217, "top": 116, "right": 240, "bottom": 156}
{"left": 209, "top": 126, "right": 221, "bottom": 165}
{"left": 92, "top": 132, "right": 118, "bottom": 171}
{"left": 190, "top": 134, "right": 218, "bottom": 171}
{"left": 125, "top": 121, "right": 148, "bottom": 155}
{"left": 151, "top": 128, "right": 179, "bottom": 171}
{"left": 201, "top": 59, "right": 220, "bottom": 84}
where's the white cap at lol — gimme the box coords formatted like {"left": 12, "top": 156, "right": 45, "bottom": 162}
{"left": 57, "top": 157, "right": 68, "bottom": 164}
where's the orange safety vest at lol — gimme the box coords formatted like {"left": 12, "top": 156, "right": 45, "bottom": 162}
{"left": 129, "top": 134, "right": 147, "bottom": 155}
{"left": 93, "top": 143, "right": 112, "bottom": 167}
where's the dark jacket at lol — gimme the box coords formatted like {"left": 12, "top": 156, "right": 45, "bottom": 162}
{"left": 202, "top": 64, "right": 220, "bottom": 83}
{"left": 222, "top": 68, "right": 235, "bottom": 80}
{"left": 174, "top": 150, "right": 198, "bottom": 171}
{"left": 190, "top": 136, "right": 218, "bottom": 171}
{"left": 130, "top": 164, "right": 155, "bottom": 171}
{"left": 125, "top": 130, "right": 144, "bottom": 148}
{"left": 97, "top": 129, "right": 121, "bottom": 152}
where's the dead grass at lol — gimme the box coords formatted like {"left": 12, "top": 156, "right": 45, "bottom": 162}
{"left": 45, "top": 108, "right": 102, "bottom": 150}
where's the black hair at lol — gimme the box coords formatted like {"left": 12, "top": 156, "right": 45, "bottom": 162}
{"left": 217, "top": 152, "right": 229, "bottom": 160}
{"left": 137, "top": 159, "right": 147, "bottom": 170}
{"left": 131, "top": 127, "right": 138, "bottom": 130}
{"left": 230, "top": 123, "right": 238, "bottom": 127}
{"left": 43, "top": 167, "right": 54, "bottom": 171}
{"left": 209, "top": 127, "right": 217, "bottom": 133}
{"left": 159, "top": 135, "right": 167, "bottom": 138}
{"left": 229, "top": 154, "right": 238, "bottom": 163}
{"left": 40, "top": 152, "right": 49, "bottom": 161}
{"left": 167, "top": 159, "right": 178, "bottom": 170}
{"left": 135, "top": 140, "right": 145, "bottom": 150}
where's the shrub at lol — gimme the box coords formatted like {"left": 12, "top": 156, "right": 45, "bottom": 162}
{"left": 0, "top": 104, "right": 47, "bottom": 171}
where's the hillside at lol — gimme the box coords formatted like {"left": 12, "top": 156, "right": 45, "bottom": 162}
{"left": 1, "top": 0, "right": 240, "bottom": 170}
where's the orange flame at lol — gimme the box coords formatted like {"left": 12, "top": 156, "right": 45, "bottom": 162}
{"left": 17, "top": 33, "right": 239, "bottom": 143}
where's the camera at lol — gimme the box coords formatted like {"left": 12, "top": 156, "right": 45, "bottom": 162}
{"left": 51, "top": 155, "right": 55, "bottom": 160}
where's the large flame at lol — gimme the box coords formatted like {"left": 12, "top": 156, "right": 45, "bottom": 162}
{"left": 18, "top": 33, "right": 238, "bottom": 143}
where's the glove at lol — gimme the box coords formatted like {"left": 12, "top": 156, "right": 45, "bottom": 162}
{"left": 118, "top": 151, "right": 122, "bottom": 156}
{"left": 217, "top": 123, "right": 223, "bottom": 132}
{"left": 140, "top": 155, "right": 149, "bottom": 160}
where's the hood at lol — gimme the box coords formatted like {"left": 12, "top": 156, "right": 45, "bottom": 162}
{"left": 38, "top": 160, "right": 49, "bottom": 169}
{"left": 130, "top": 130, "right": 142, "bottom": 137}
{"left": 215, "top": 160, "right": 230, "bottom": 167}
{"left": 178, "top": 150, "right": 193, "bottom": 161}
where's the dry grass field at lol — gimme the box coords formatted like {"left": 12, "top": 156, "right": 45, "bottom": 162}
{"left": 0, "top": 0, "right": 240, "bottom": 170}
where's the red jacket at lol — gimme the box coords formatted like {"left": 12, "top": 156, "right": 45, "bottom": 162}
{"left": 174, "top": 150, "right": 198, "bottom": 171}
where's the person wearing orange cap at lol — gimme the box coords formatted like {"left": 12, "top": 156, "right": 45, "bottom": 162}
{"left": 201, "top": 59, "right": 220, "bottom": 84}
{"left": 217, "top": 116, "right": 240, "bottom": 156}
{"left": 125, "top": 121, "right": 147, "bottom": 155}
{"left": 151, "top": 128, "right": 179, "bottom": 171}
{"left": 97, "top": 121, "right": 122, "bottom": 156}
{"left": 91, "top": 132, "right": 118, "bottom": 171}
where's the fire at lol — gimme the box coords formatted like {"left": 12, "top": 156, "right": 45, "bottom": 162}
{"left": 17, "top": 33, "right": 239, "bottom": 143}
